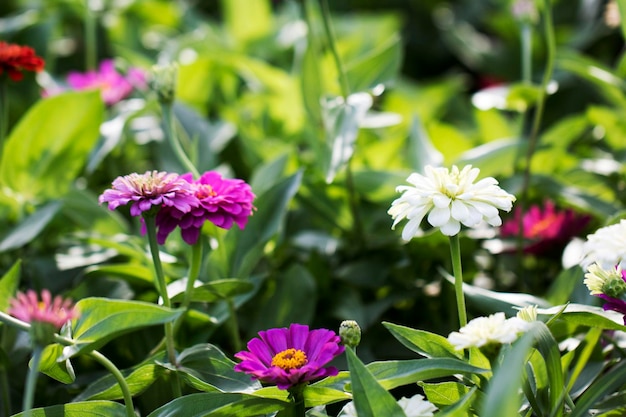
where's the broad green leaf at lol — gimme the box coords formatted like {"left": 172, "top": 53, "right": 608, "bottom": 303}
{"left": 11, "top": 400, "right": 127, "bottom": 417}
{"left": 419, "top": 381, "right": 470, "bottom": 407}
{"left": 221, "top": 0, "right": 272, "bottom": 44}
{"left": 383, "top": 321, "right": 463, "bottom": 359}
{"left": 533, "top": 322, "right": 565, "bottom": 417}
{"left": 345, "top": 347, "right": 406, "bottom": 417}
{"left": 171, "top": 279, "right": 254, "bottom": 304}
{"left": 456, "top": 138, "right": 520, "bottom": 178}
{"left": 435, "top": 387, "right": 478, "bottom": 417}
{"left": 344, "top": 34, "right": 402, "bottom": 93}
{"left": 540, "top": 303, "right": 626, "bottom": 331}
{"left": 0, "top": 201, "right": 61, "bottom": 252}
{"left": 254, "top": 385, "right": 351, "bottom": 407}
{"left": 407, "top": 115, "right": 443, "bottom": 173}
{"left": 38, "top": 343, "right": 75, "bottom": 384}
{"left": 0, "top": 260, "right": 20, "bottom": 311}
{"left": 0, "top": 91, "right": 104, "bottom": 201}
{"left": 570, "top": 360, "right": 626, "bottom": 417}
{"left": 249, "top": 153, "right": 288, "bottom": 197}
{"left": 84, "top": 263, "right": 155, "bottom": 287}
{"left": 175, "top": 343, "right": 259, "bottom": 393}
{"left": 147, "top": 392, "right": 287, "bottom": 417}
{"left": 64, "top": 298, "right": 183, "bottom": 357}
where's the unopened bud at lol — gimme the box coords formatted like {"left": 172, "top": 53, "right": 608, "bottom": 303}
{"left": 516, "top": 305, "right": 538, "bottom": 322}
{"left": 150, "top": 63, "right": 178, "bottom": 104}
{"left": 339, "top": 320, "right": 361, "bottom": 349}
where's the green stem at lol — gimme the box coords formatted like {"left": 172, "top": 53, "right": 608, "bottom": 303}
{"left": 226, "top": 298, "right": 242, "bottom": 352}
{"left": 449, "top": 234, "right": 467, "bottom": 328}
{"left": 288, "top": 384, "right": 306, "bottom": 417}
{"left": 173, "top": 240, "right": 204, "bottom": 335}
{"left": 160, "top": 102, "right": 199, "bottom": 177}
{"left": 1, "top": 356, "right": 11, "bottom": 417}
{"left": 143, "top": 215, "right": 182, "bottom": 397}
{"left": 85, "top": 0, "right": 97, "bottom": 71}
{"left": 521, "top": 22, "right": 532, "bottom": 85}
{"left": 89, "top": 351, "right": 135, "bottom": 417}
{"left": 22, "top": 346, "right": 43, "bottom": 417}
{"left": 320, "top": 0, "right": 350, "bottom": 99}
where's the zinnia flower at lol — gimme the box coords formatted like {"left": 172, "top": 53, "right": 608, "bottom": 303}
{"left": 99, "top": 170, "right": 198, "bottom": 217}
{"left": 580, "top": 220, "right": 626, "bottom": 270}
{"left": 447, "top": 312, "right": 530, "bottom": 351}
{"left": 234, "top": 323, "right": 345, "bottom": 390}
{"left": 340, "top": 394, "right": 437, "bottom": 417}
{"left": 0, "top": 41, "right": 45, "bottom": 81}
{"left": 63, "top": 59, "right": 146, "bottom": 105}
{"left": 584, "top": 263, "right": 626, "bottom": 324}
{"left": 388, "top": 165, "right": 516, "bottom": 239}
{"left": 500, "top": 200, "right": 590, "bottom": 255}
{"left": 9, "top": 289, "right": 77, "bottom": 329}
{"left": 154, "top": 171, "right": 255, "bottom": 245}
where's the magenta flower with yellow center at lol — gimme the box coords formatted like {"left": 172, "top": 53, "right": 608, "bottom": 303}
{"left": 234, "top": 323, "right": 345, "bottom": 390}
{"left": 99, "top": 170, "right": 198, "bottom": 217}
{"left": 9, "top": 289, "right": 78, "bottom": 330}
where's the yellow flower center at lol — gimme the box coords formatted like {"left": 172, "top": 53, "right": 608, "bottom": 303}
{"left": 271, "top": 348, "right": 308, "bottom": 370}
{"left": 196, "top": 184, "right": 217, "bottom": 199}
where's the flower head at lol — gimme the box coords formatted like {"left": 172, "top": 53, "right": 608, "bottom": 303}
{"left": 150, "top": 63, "right": 177, "bottom": 104}
{"left": 389, "top": 165, "right": 516, "bottom": 239}
{"left": 447, "top": 312, "right": 530, "bottom": 351}
{"left": 580, "top": 220, "right": 626, "bottom": 270}
{"left": 516, "top": 305, "right": 539, "bottom": 323}
{"left": 155, "top": 171, "right": 255, "bottom": 245}
{"left": 500, "top": 200, "right": 590, "bottom": 255}
{"left": 99, "top": 170, "right": 198, "bottom": 217}
{"left": 234, "top": 323, "right": 345, "bottom": 390}
{"left": 340, "top": 394, "right": 437, "bottom": 417}
{"left": 0, "top": 41, "right": 45, "bottom": 81}
{"left": 63, "top": 59, "right": 146, "bottom": 105}
{"left": 583, "top": 263, "right": 626, "bottom": 324}
{"left": 339, "top": 320, "right": 361, "bottom": 349}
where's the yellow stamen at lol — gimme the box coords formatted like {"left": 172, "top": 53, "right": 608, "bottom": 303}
{"left": 196, "top": 184, "right": 217, "bottom": 199}
{"left": 271, "top": 348, "right": 308, "bottom": 370}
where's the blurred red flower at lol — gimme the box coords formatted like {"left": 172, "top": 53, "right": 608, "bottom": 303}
{"left": 0, "top": 41, "right": 45, "bottom": 81}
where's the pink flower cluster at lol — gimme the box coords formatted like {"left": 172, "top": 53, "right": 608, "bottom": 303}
{"left": 99, "top": 170, "right": 255, "bottom": 245}
{"left": 9, "top": 289, "right": 78, "bottom": 330}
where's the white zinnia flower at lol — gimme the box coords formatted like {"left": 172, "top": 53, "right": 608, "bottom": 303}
{"left": 447, "top": 312, "right": 530, "bottom": 350}
{"left": 339, "top": 394, "right": 437, "bottom": 417}
{"left": 388, "top": 165, "right": 516, "bottom": 239}
{"left": 580, "top": 220, "right": 626, "bottom": 270}
{"left": 584, "top": 263, "right": 626, "bottom": 298}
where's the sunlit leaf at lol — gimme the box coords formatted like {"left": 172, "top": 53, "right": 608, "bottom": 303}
{"left": 146, "top": 392, "right": 287, "bottom": 417}
{"left": 10, "top": 401, "right": 128, "bottom": 417}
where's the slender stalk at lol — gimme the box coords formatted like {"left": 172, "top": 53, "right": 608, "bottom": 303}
{"left": 0, "top": 326, "right": 11, "bottom": 417}
{"left": 226, "top": 298, "right": 242, "bottom": 352}
{"left": 173, "top": 240, "right": 204, "bottom": 335}
{"left": 521, "top": 22, "right": 532, "bottom": 85}
{"left": 143, "top": 215, "right": 182, "bottom": 397}
{"left": 160, "top": 102, "right": 199, "bottom": 177}
{"left": 288, "top": 384, "right": 306, "bottom": 417}
{"left": 449, "top": 234, "right": 467, "bottom": 327}
{"left": 85, "top": 0, "right": 97, "bottom": 71}
{"left": 320, "top": 0, "right": 350, "bottom": 99}
{"left": 22, "top": 346, "right": 43, "bottom": 417}
{"left": 89, "top": 350, "right": 135, "bottom": 417}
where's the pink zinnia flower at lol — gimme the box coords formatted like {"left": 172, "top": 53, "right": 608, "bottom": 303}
{"left": 155, "top": 171, "right": 255, "bottom": 245}
{"left": 500, "top": 200, "right": 590, "bottom": 255}
{"left": 9, "top": 289, "right": 78, "bottom": 330}
{"left": 65, "top": 59, "right": 146, "bottom": 105}
{"left": 0, "top": 41, "right": 44, "bottom": 81}
{"left": 99, "top": 170, "right": 198, "bottom": 217}
{"left": 234, "top": 323, "right": 345, "bottom": 390}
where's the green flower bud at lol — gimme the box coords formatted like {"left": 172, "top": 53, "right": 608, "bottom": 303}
{"left": 150, "top": 63, "right": 178, "bottom": 104}
{"left": 339, "top": 320, "right": 361, "bottom": 349}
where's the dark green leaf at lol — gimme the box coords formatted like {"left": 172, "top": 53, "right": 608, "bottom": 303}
{"left": 171, "top": 279, "right": 254, "bottom": 304}
{"left": 146, "top": 392, "right": 287, "bottom": 417}
{"left": 0, "top": 201, "right": 62, "bottom": 252}
{"left": 10, "top": 401, "right": 128, "bottom": 416}
{"left": 0, "top": 260, "right": 20, "bottom": 311}
{"left": 383, "top": 321, "right": 463, "bottom": 359}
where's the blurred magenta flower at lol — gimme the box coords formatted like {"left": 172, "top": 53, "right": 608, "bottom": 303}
{"left": 0, "top": 41, "right": 45, "bottom": 81}
{"left": 99, "top": 170, "right": 198, "bottom": 217}
{"left": 155, "top": 171, "right": 255, "bottom": 245}
{"left": 9, "top": 289, "right": 78, "bottom": 330}
{"left": 500, "top": 200, "right": 590, "bottom": 255}
{"left": 60, "top": 59, "right": 146, "bottom": 105}
{"left": 234, "top": 323, "right": 345, "bottom": 390}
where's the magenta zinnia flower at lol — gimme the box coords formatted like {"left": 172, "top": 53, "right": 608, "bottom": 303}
{"left": 9, "top": 289, "right": 78, "bottom": 330}
{"left": 99, "top": 170, "right": 198, "bottom": 217}
{"left": 155, "top": 171, "right": 255, "bottom": 245}
{"left": 500, "top": 200, "right": 590, "bottom": 255}
{"left": 64, "top": 59, "right": 146, "bottom": 105}
{"left": 234, "top": 323, "right": 345, "bottom": 390}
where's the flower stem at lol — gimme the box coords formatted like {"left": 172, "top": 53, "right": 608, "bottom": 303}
{"left": 449, "top": 234, "right": 467, "bottom": 327}
{"left": 22, "top": 345, "right": 43, "bottom": 417}
{"left": 85, "top": 0, "right": 98, "bottom": 71}
{"left": 288, "top": 384, "right": 306, "bottom": 417}
{"left": 521, "top": 22, "right": 532, "bottom": 85}
{"left": 320, "top": 0, "right": 350, "bottom": 99}
{"left": 89, "top": 350, "right": 135, "bottom": 417}
{"left": 143, "top": 214, "right": 182, "bottom": 397}
{"left": 174, "top": 240, "right": 204, "bottom": 335}
{"left": 160, "top": 102, "right": 199, "bottom": 177}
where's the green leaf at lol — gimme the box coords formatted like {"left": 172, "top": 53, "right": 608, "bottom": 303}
{"left": 345, "top": 347, "right": 406, "bottom": 417}
{"left": 407, "top": 115, "right": 443, "bottom": 172}
{"left": 147, "top": 392, "right": 287, "bottom": 417}
{"left": 175, "top": 343, "right": 260, "bottom": 393}
{"left": 419, "top": 381, "right": 471, "bottom": 407}
{"left": 171, "top": 279, "right": 254, "bottom": 304}
{"left": 570, "top": 360, "right": 626, "bottom": 417}
{"left": 64, "top": 298, "right": 183, "bottom": 357}
{"left": 10, "top": 400, "right": 127, "bottom": 416}
{"left": 0, "top": 201, "right": 62, "bottom": 252}
{"left": 435, "top": 387, "right": 478, "bottom": 417}
{"left": 0, "top": 260, "right": 20, "bottom": 311}
{"left": 37, "top": 343, "right": 75, "bottom": 384}
{"left": 0, "top": 91, "right": 104, "bottom": 201}
{"left": 540, "top": 303, "right": 626, "bottom": 331}
{"left": 221, "top": 0, "right": 272, "bottom": 44}
{"left": 383, "top": 321, "right": 463, "bottom": 359}
{"left": 344, "top": 34, "right": 402, "bottom": 93}
{"left": 533, "top": 322, "right": 565, "bottom": 416}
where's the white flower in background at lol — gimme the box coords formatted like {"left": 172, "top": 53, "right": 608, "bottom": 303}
{"left": 580, "top": 220, "right": 626, "bottom": 269}
{"left": 447, "top": 312, "right": 530, "bottom": 350}
{"left": 388, "top": 165, "right": 516, "bottom": 239}
{"left": 516, "top": 305, "right": 538, "bottom": 322}
{"left": 339, "top": 394, "right": 437, "bottom": 417}
{"left": 584, "top": 263, "right": 626, "bottom": 298}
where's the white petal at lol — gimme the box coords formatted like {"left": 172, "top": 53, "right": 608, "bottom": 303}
{"left": 450, "top": 200, "right": 470, "bottom": 222}
{"left": 432, "top": 194, "right": 451, "bottom": 208}
{"left": 440, "top": 220, "right": 461, "bottom": 236}
{"left": 402, "top": 218, "right": 422, "bottom": 241}
{"left": 428, "top": 207, "right": 450, "bottom": 227}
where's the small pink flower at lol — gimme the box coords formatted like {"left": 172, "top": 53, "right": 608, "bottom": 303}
{"left": 9, "top": 289, "right": 78, "bottom": 330}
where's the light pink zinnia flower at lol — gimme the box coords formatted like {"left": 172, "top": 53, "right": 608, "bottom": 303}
{"left": 9, "top": 289, "right": 78, "bottom": 330}
{"left": 155, "top": 171, "right": 255, "bottom": 245}
{"left": 234, "top": 323, "right": 345, "bottom": 390}
{"left": 99, "top": 170, "right": 198, "bottom": 217}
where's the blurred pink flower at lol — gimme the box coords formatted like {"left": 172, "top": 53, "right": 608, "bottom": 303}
{"left": 500, "top": 200, "right": 590, "bottom": 255}
{"left": 9, "top": 289, "right": 78, "bottom": 330}
{"left": 155, "top": 171, "right": 255, "bottom": 245}
{"left": 234, "top": 323, "right": 344, "bottom": 390}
